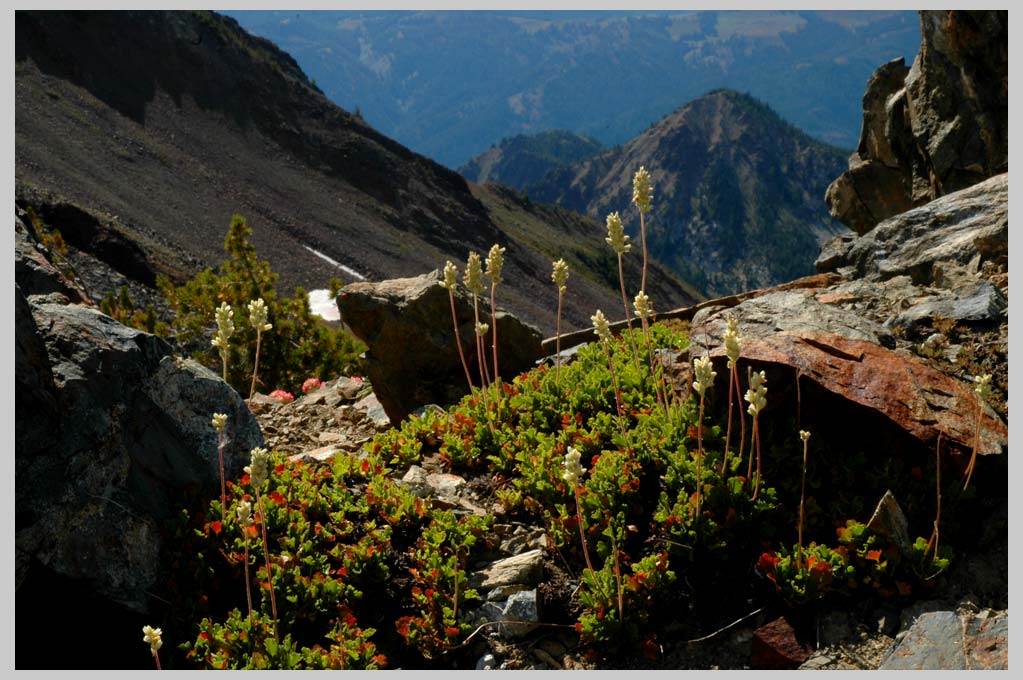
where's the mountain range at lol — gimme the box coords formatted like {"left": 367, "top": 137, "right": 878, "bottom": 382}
{"left": 464, "top": 89, "right": 850, "bottom": 296}
{"left": 227, "top": 10, "right": 921, "bottom": 168}
{"left": 14, "top": 10, "right": 700, "bottom": 335}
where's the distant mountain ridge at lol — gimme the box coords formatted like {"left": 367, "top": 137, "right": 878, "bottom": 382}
{"left": 227, "top": 10, "right": 921, "bottom": 167}
{"left": 15, "top": 10, "right": 700, "bottom": 336}
{"left": 459, "top": 130, "right": 603, "bottom": 189}
{"left": 525, "top": 89, "right": 851, "bottom": 296}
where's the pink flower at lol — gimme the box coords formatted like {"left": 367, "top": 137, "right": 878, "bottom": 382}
{"left": 269, "top": 389, "right": 295, "bottom": 403}
{"left": 302, "top": 377, "right": 324, "bottom": 394}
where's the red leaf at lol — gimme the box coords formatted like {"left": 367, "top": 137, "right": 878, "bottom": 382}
{"left": 865, "top": 549, "right": 883, "bottom": 562}
{"left": 246, "top": 525, "right": 258, "bottom": 537}
{"left": 209, "top": 520, "right": 223, "bottom": 535}
{"left": 268, "top": 491, "right": 285, "bottom": 506}
{"left": 757, "top": 552, "right": 780, "bottom": 573}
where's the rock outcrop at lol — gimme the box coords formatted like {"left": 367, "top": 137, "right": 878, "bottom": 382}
{"left": 338, "top": 270, "right": 543, "bottom": 424}
{"left": 825, "top": 11, "right": 1007, "bottom": 234}
{"left": 15, "top": 220, "right": 263, "bottom": 615}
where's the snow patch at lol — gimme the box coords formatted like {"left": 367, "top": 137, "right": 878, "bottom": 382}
{"left": 302, "top": 245, "right": 366, "bottom": 281}
{"left": 307, "top": 289, "right": 340, "bottom": 322}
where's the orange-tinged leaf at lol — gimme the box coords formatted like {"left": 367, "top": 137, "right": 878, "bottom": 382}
{"left": 209, "top": 520, "right": 223, "bottom": 535}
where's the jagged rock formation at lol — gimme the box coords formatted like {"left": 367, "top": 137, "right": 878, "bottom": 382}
{"left": 825, "top": 11, "right": 1007, "bottom": 234}
{"left": 338, "top": 270, "right": 543, "bottom": 424}
{"left": 15, "top": 213, "right": 264, "bottom": 665}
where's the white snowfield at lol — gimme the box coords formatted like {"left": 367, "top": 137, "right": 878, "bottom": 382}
{"left": 303, "top": 245, "right": 366, "bottom": 322}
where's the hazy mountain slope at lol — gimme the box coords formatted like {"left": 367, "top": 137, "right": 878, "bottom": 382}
{"left": 529, "top": 89, "right": 851, "bottom": 296}
{"left": 227, "top": 10, "right": 920, "bottom": 167}
{"left": 15, "top": 10, "right": 700, "bottom": 335}
{"left": 459, "top": 130, "right": 604, "bottom": 188}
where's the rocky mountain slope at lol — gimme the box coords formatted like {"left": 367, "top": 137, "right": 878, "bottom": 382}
{"left": 15, "top": 10, "right": 699, "bottom": 335}
{"left": 459, "top": 130, "right": 604, "bottom": 189}
{"left": 227, "top": 10, "right": 921, "bottom": 167}
{"left": 526, "top": 89, "right": 850, "bottom": 297}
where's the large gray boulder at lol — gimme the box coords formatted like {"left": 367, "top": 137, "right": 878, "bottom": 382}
{"left": 825, "top": 11, "right": 1006, "bottom": 234}
{"left": 15, "top": 288, "right": 263, "bottom": 613}
{"left": 338, "top": 270, "right": 543, "bottom": 424}
{"left": 819, "top": 173, "right": 1007, "bottom": 284}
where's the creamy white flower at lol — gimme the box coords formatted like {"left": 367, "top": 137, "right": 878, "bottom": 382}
{"left": 724, "top": 315, "right": 741, "bottom": 368}
{"left": 142, "top": 625, "right": 163, "bottom": 656}
{"left": 247, "top": 298, "right": 272, "bottom": 332}
{"left": 590, "top": 309, "right": 612, "bottom": 344}
{"left": 692, "top": 355, "right": 717, "bottom": 397}
{"left": 745, "top": 370, "right": 768, "bottom": 417}
{"left": 605, "top": 211, "right": 631, "bottom": 254}
{"left": 563, "top": 446, "right": 586, "bottom": 486}
{"left": 211, "top": 302, "right": 234, "bottom": 350}
{"left": 236, "top": 500, "right": 254, "bottom": 527}
{"left": 475, "top": 321, "right": 490, "bottom": 337}
{"left": 632, "top": 166, "right": 653, "bottom": 215}
{"left": 974, "top": 373, "right": 993, "bottom": 402}
{"left": 211, "top": 413, "right": 228, "bottom": 433}
{"left": 245, "top": 447, "right": 270, "bottom": 488}
{"left": 633, "top": 291, "right": 653, "bottom": 320}
{"left": 799, "top": 430, "right": 811, "bottom": 443}
{"left": 551, "top": 258, "right": 569, "bottom": 293}
{"left": 464, "top": 251, "right": 485, "bottom": 295}
{"left": 485, "top": 244, "right": 507, "bottom": 284}
{"left": 440, "top": 260, "right": 459, "bottom": 290}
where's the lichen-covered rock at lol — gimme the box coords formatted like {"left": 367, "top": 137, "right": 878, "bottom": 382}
{"left": 15, "top": 298, "right": 262, "bottom": 613}
{"left": 338, "top": 269, "right": 542, "bottom": 424}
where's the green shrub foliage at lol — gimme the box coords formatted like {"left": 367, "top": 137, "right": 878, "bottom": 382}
{"left": 158, "top": 215, "right": 364, "bottom": 395}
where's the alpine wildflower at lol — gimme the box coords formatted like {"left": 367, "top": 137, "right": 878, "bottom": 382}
{"left": 485, "top": 244, "right": 506, "bottom": 380}
{"left": 633, "top": 290, "right": 668, "bottom": 416}
{"left": 464, "top": 251, "right": 492, "bottom": 388}
{"left": 247, "top": 298, "right": 273, "bottom": 399}
{"left": 440, "top": 260, "right": 475, "bottom": 392}
{"left": 142, "top": 625, "right": 163, "bottom": 669}
{"left": 245, "top": 446, "right": 278, "bottom": 639}
{"left": 722, "top": 315, "right": 745, "bottom": 475}
{"left": 963, "top": 373, "right": 993, "bottom": 490}
{"left": 211, "top": 412, "right": 229, "bottom": 520}
{"left": 745, "top": 369, "right": 768, "bottom": 499}
{"left": 692, "top": 355, "right": 717, "bottom": 522}
{"left": 606, "top": 211, "right": 641, "bottom": 371}
{"left": 632, "top": 166, "right": 654, "bottom": 291}
{"left": 552, "top": 258, "right": 570, "bottom": 384}
{"left": 797, "top": 429, "right": 811, "bottom": 566}
{"left": 564, "top": 446, "right": 598, "bottom": 585}
{"left": 211, "top": 301, "right": 234, "bottom": 382}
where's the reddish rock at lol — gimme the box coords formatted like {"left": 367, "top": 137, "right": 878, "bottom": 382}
{"left": 705, "top": 331, "right": 1006, "bottom": 458}
{"left": 751, "top": 616, "right": 813, "bottom": 669}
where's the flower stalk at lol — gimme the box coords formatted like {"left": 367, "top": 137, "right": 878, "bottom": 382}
{"left": 552, "top": 259, "right": 569, "bottom": 386}
{"left": 211, "top": 301, "right": 234, "bottom": 382}
{"left": 247, "top": 298, "right": 273, "bottom": 399}
{"left": 634, "top": 291, "right": 669, "bottom": 418}
{"left": 211, "top": 413, "right": 229, "bottom": 521}
{"left": 745, "top": 369, "right": 768, "bottom": 500}
{"left": 632, "top": 166, "right": 653, "bottom": 294}
{"left": 246, "top": 447, "right": 278, "bottom": 641}
{"left": 237, "top": 499, "right": 255, "bottom": 624}
{"left": 692, "top": 355, "right": 717, "bottom": 523}
{"left": 721, "top": 315, "right": 742, "bottom": 476}
{"left": 797, "top": 430, "right": 811, "bottom": 568}
{"left": 962, "top": 373, "right": 991, "bottom": 491}
{"left": 440, "top": 261, "right": 475, "bottom": 393}
{"left": 592, "top": 310, "right": 628, "bottom": 440}
{"left": 605, "top": 212, "right": 641, "bottom": 373}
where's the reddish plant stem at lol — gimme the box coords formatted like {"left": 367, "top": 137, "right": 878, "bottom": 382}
{"left": 735, "top": 366, "right": 747, "bottom": 480}
{"left": 752, "top": 417, "right": 763, "bottom": 501}
{"left": 963, "top": 399, "right": 982, "bottom": 491}
{"left": 248, "top": 331, "right": 263, "bottom": 399}
{"left": 695, "top": 393, "right": 705, "bottom": 523}
{"left": 616, "top": 254, "right": 642, "bottom": 373}
{"left": 154, "top": 650, "right": 162, "bottom": 671}
{"left": 256, "top": 491, "right": 278, "bottom": 641}
{"left": 640, "top": 317, "right": 667, "bottom": 417}
{"left": 555, "top": 290, "right": 564, "bottom": 386}
{"left": 797, "top": 434, "right": 809, "bottom": 569}
{"left": 609, "top": 530, "right": 624, "bottom": 621}
{"left": 217, "top": 432, "right": 227, "bottom": 522}
{"left": 639, "top": 212, "right": 648, "bottom": 294}
{"left": 490, "top": 283, "right": 500, "bottom": 380}
{"left": 448, "top": 290, "right": 475, "bottom": 392}
{"left": 601, "top": 343, "right": 628, "bottom": 441}
{"left": 452, "top": 547, "right": 460, "bottom": 623}
{"left": 243, "top": 534, "right": 254, "bottom": 625}
{"left": 721, "top": 364, "right": 736, "bottom": 476}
